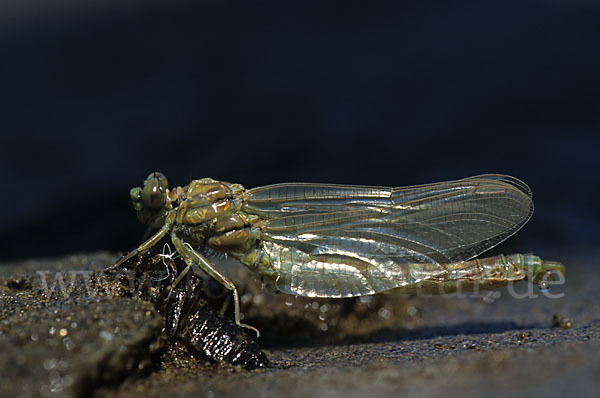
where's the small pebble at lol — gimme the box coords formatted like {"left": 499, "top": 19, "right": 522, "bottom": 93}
{"left": 7, "top": 274, "right": 30, "bottom": 290}
{"left": 552, "top": 314, "right": 574, "bottom": 330}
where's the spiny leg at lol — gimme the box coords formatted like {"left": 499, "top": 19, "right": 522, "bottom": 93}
{"left": 106, "top": 212, "right": 175, "bottom": 272}
{"left": 170, "top": 231, "right": 261, "bottom": 338}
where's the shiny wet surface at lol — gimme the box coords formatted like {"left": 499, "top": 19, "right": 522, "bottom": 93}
{"left": 1, "top": 251, "right": 598, "bottom": 398}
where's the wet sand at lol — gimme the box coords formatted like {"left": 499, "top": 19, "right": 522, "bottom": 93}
{"left": 1, "top": 251, "right": 597, "bottom": 398}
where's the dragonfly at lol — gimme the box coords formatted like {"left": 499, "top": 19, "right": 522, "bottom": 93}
{"left": 109, "top": 172, "right": 565, "bottom": 337}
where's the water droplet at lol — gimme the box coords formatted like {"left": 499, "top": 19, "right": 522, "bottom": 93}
{"left": 43, "top": 358, "right": 57, "bottom": 370}
{"left": 320, "top": 304, "right": 329, "bottom": 313}
{"left": 318, "top": 314, "right": 326, "bottom": 321}
{"left": 378, "top": 308, "right": 392, "bottom": 319}
{"left": 31, "top": 333, "right": 39, "bottom": 341}
{"left": 539, "top": 281, "right": 550, "bottom": 293}
{"left": 252, "top": 294, "right": 265, "bottom": 306}
{"left": 48, "top": 327, "right": 56, "bottom": 336}
{"left": 59, "top": 328, "right": 68, "bottom": 337}
{"left": 285, "top": 300, "right": 293, "bottom": 307}
{"left": 311, "top": 301, "right": 319, "bottom": 310}
{"left": 482, "top": 291, "right": 500, "bottom": 303}
{"left": 50, "top": 381, "right": 63, "bottom": 393}
{"left": 58, "top": 359, "right": 69, "bottom": 371}
{"left": 320, "top": 323, "right": 328, "bottom": 332}
{"left": 63, "top": 338, "right": 74, "bottom": 351}
{"left": 406, "top": 306, "right": 418, "bottom": 317}
{"left": 99, "top": 331, "right": 114, "bottom": 342}
{"left": 240, "top": 293, "right": 252, "bottom": 304}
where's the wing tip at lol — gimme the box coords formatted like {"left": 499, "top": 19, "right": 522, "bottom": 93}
{"left": 466, "top": 174, "right": 533, "bottom": 199}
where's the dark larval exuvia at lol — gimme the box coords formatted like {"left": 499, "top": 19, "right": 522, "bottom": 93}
{"left": 108, "top": 247, "right": 271, "bottom": 370}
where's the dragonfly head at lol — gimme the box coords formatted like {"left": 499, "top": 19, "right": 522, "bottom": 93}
{"left": 130, "top": 172, "right": 171, "bottom": 227}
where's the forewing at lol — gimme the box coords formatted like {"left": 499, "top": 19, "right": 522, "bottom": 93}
{"left": 242, "top": 175, "right": 533, "bottom": 297}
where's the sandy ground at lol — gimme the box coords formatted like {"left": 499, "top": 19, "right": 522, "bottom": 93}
{"left": 1, "top": 250, "right": 598, "bottom": 398}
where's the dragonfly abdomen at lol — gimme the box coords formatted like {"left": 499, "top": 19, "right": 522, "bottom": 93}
{"left": 382, "top": 254, "right": 535, "bottom": 296}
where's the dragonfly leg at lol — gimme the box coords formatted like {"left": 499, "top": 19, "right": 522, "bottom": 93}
{"left": 170, "top": 231, "right": 261, "bottom": 338}
{"left": 106, "top": 212, "right": 176, "bottom": 272}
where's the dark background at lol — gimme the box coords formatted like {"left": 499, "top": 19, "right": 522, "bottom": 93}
{"left": 1, "top": 0, "right": 598, "bottom": 262}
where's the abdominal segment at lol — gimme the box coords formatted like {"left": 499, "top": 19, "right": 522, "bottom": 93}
{"left": 382, "top": 254, "right": 529, "bottom": 296}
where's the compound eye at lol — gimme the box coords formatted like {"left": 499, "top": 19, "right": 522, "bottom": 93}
{"left": 130, "top": 187, "right": 143, "bottom": 211}
{"left": 142, "top": 172, "right": 168, "bottom": 211}
{"left": 144, "top": 172, "right": 169, "bottom": 190}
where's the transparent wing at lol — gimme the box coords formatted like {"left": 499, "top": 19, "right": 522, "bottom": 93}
{"left": 242, "top": 174, "right": 533, "bottom": 297}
